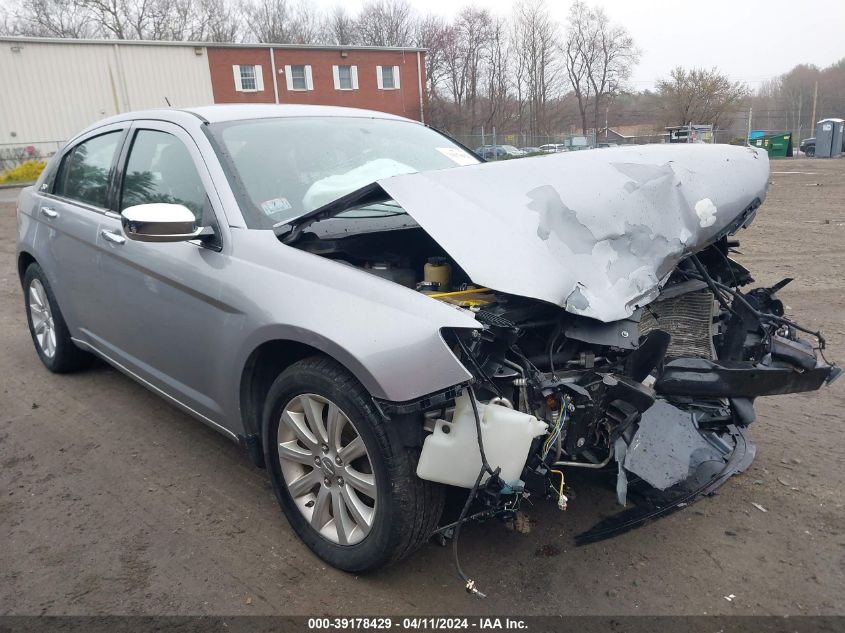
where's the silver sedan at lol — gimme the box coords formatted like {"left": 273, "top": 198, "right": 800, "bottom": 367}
{"left": 16, "top": 105, "right": 837, "bottom": 576}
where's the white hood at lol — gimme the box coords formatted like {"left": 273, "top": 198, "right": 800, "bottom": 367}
{"left": 376, "top": 144, "right": 769, "bottom": 322}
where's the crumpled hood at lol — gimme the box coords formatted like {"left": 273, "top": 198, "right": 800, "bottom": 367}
{"left": 376, "top": 144, "right": 769, "bottom": 322}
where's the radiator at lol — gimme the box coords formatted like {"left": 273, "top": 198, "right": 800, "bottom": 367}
{"left": 639, "top": 289, "right": 715, "bottom": 362}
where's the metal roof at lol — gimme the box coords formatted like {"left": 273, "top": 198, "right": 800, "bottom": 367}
{"left": 0, "top": 36, "right": 426, "bottom": 53}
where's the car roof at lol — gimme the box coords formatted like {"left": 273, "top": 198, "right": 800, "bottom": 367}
{"left": 78, "top": 104, "right": 418, "bottom": 137}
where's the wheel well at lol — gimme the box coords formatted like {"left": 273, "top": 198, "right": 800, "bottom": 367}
{"left": 17, "top": 251, "right": 36, "bottom": 285}
{"left": 239, "top": 340, "right": 330, "bottom": 467}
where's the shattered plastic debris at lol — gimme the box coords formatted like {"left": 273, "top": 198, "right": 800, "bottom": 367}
{"left": 724, "top": 594, "right": 736, "bottom": 602}
{"left": 751, "top": 502, "right": 768, "bottom": 513}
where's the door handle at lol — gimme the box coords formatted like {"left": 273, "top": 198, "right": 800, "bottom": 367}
{"left": 40, "top": 206, "right": 58, "bottom": 219}
{"left": 100, "top": 229, "right": 126, "bottom": 245}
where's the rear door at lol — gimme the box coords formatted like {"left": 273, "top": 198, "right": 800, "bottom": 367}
{"left": 93, "top": 120, "right": 232, "bottom": 425}
{"left": 36, "top": 125, "right": 127, "bottom": 342}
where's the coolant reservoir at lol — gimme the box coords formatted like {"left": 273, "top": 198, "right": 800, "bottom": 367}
{"left": 416, "top": 392, "right": 548, "bottom": 487}
{"left": 424, "top": 257, "right": 451, "bottom": 292}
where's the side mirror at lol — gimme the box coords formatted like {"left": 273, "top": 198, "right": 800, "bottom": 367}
{"left": 121, "top": 203, "right": 203, "bottom": 243}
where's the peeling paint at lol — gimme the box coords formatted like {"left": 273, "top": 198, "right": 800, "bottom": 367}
{"left": 376, "top": 144, "right": 770, "bottom": 322}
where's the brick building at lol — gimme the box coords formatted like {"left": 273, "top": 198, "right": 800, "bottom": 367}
{"left": 207, "top": 45, "right": 426, "bottom": 123}
{"left": 0, "top": 37, "right": 427, "bottom": 158}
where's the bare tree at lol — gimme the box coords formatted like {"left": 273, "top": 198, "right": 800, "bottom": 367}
{"left": 657, "top": 66, "right": 749, "bottom": 128}
{"left": 412, "top": 13, "right": 447, "bottom": 99}
{"left": 5, "top": 0, "right": 96, "bottom": 37}
{"left": 438, "top": 7, "right": 494, "bottom": 134}
{"left": 78, "top": 0, "right": 129, "bottom": 39}
{"left": 324, "top": 5, "right": 357, "bottom": 45}
{"left": 512, "top": 0, "right": 561, "bottom": 137}
{"left": 242, "top": 0, "right": 323, "bottom": 44}
{"left": 197, "top": 0, "right": 243, "bottom": 42}
{"left": 356, "top": 0, "right": 413, "bottom": 47}
{"left": 563, "top": 1, "right": 638, "bottom": 135}
{"left": 482, "top": 15, "right": 510, "bottom": 132}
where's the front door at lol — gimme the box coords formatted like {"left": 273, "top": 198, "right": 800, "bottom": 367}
{"left": 93, "top": 121, "right": 233, "bottom": 426}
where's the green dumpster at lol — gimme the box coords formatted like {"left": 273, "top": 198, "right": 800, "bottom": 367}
{"left": 749, "top": 132, "right": 793, "bottom": 158}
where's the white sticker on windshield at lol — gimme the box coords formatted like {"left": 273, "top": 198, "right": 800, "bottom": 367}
{"left": 260, "top": 197, "right": 292, "bottom": 216}
{"left": 436, "top": 147, "right": 477, "bottom": 166}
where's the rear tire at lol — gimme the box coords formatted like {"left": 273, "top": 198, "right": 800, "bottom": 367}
{"left": 262, "top": 355, "right": 443, "bottom": 573}
{"left": 23, "top": 263, "right": 93, "bottom": 373}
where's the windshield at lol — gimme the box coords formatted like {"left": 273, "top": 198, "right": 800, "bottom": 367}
{"left": 208, "top": 116, "right": 479, "bottom": 228}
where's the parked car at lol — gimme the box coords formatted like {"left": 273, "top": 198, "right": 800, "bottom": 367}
{"left": 596, "top": 142, "right": 619, "bottom": 148}
{"left": 539, "top": 143, "right": 567, "bottom": 153}
{"left": 800, "top": 135, "right": 845, "bottom": 156}
{"left": 799, "top": 137, "right": 816, "bottom": 157}
{"left": 473, "top": 144, "right": 526, "bottom": 159}
{"left": 16, "top": 105, "right": 839, "bottom": 577}
{"left": 519, "top": 146, "right": 542, "bottom": 154}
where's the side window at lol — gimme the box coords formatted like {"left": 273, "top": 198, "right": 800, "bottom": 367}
{"left": 121, "top": 130, "right": 208, "bottom": 222}
{"left": 57, "top": 131, "right": 122, "bottom": 208}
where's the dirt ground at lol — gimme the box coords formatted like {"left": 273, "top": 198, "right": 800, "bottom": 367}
{"left": 1, "top": 157, "right": 843, "bottom": 616}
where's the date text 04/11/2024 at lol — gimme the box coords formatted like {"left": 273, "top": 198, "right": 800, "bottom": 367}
{"left": 306, "top": 617, "right": 528, "bottom": 630}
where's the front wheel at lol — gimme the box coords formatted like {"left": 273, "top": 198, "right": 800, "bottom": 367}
{"left": 262, "top": 356, "right": 443, "bottom": 573}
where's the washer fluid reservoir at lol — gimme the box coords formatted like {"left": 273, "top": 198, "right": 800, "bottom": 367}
{"left": 416, "top": 391, "right": 548, "bottom": 487}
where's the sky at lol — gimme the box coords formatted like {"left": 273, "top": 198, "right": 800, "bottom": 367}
{"left": 316, "top": 0, "right": 845, "bottom": 90}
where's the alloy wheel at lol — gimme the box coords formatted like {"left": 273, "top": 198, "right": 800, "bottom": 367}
{"left": 29, "top": 278, "right": 56, "bottom": 358}
{"left": 277, "top": 393, "right": 377, "bottom": 545}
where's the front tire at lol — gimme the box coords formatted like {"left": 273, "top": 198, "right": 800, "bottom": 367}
{"left": 262, "top": 356, "right": 443, "bottom": 573}
{"left": 23, "top": 263, "right": 92, "bottom": 373}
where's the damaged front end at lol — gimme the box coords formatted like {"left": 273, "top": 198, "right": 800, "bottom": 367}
{"left": 279, "top": 144, "right": 838, "bottom": 553}
{"left": 432, "top": 238, "right": 839, "bottom": 545}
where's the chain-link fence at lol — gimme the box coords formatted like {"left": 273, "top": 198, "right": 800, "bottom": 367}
{"left": 449, "top": 132, "right": 598, "bottom": 154}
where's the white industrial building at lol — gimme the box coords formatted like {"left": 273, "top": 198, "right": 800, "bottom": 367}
{"left": 0, "top": 37, "right": 215, "bottom": 160}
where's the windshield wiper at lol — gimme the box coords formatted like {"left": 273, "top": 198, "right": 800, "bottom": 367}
{"left": 276, "top": 182, "right": 391, "bottom": 244}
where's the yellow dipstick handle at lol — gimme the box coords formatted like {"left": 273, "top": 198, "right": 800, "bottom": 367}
{"left": 428, "top": 287, "right": 491, "bottom": 299}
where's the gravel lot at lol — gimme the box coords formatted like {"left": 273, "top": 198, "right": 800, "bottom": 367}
{"left": 1, "top": 157, "right": 843, "bottom": 616}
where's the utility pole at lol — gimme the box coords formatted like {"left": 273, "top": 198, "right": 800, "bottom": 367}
{"left": 811, "top": 81, "right": 818, "bottom": 130}
{"left": 746, "top": 107, "right": 753, "bottom": 145}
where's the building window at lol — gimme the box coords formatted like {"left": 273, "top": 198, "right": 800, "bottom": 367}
{"left": 285, "top": 64, "right": 313, "bottom": 91}
{"left": 377, "top": 65, "right": 400, "bottom": 90}
{"left": 233, "top": 65, "right": 264, "bottom": 92}
{"left": 240, "top": 65, "right": 256, "bottom": 90}
{"left": 333, "top": 65, "right": 358, "bottom": 90}
{"left": 290, "top": 65, "right": 306, "bottom": 90}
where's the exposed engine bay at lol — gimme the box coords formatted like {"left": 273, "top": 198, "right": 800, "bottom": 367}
{"left": 288, "top": 208, "right": 840, "bottom": 541}
{"left": 278, "top": 144, "right": 839, "bottom": 595}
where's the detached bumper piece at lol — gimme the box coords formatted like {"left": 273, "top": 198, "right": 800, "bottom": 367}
{"left": 575, "top": 401, "right": 756, "bottom": 545}
{"left": 656, "top": 357, "right": 839, "bottom": 397}
{"left": 655, "top": 344, "right": 841, "bottom": 399}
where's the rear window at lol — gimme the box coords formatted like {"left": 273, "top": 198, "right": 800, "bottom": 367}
{"left": 56, "top": 131, "right": 122, "bottom": 208}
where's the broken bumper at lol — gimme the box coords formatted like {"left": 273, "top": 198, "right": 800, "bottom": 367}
{"left": 576, "top": 413, "right": 756, "bottom": 545}
{"left": 655, "top": 357, "right": 841, "bottom": 398}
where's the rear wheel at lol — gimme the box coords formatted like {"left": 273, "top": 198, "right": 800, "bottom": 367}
{"left": 806, "top": 146, "right": 815, "bottom": 157}
{"left": 23, "top": 263, "right": 92, "bottom": 373}
{"left": 262, "top": 356, "right": 443, "bottom": 572}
